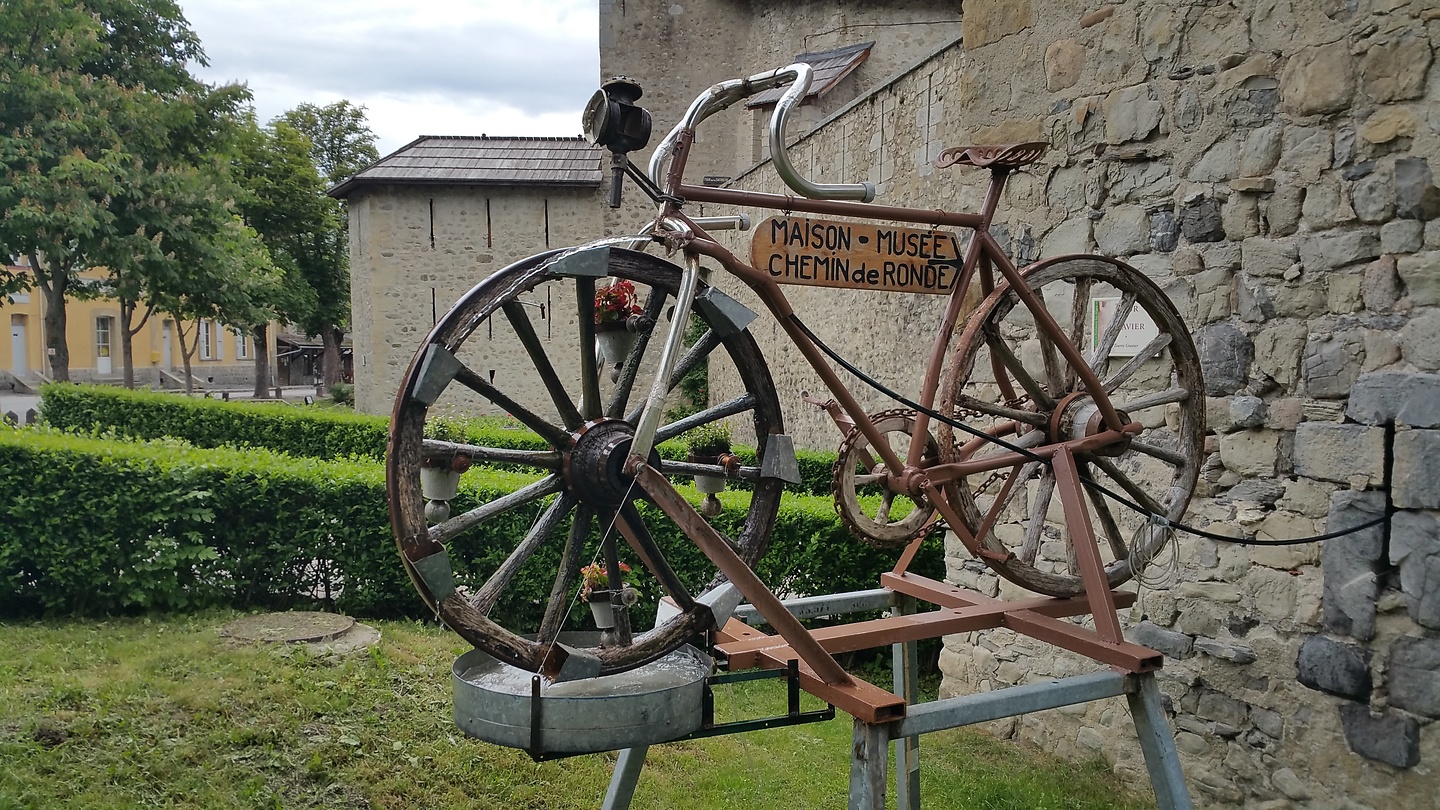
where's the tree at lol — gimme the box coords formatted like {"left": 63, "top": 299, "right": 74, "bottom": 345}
{"left": 262, "top": 103, "right": 377, "bottom": 388}
{"left": 0, "top": 0, "right": 211, "bottom": 381}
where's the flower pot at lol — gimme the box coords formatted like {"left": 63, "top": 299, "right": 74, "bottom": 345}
{"left": 595, "top": 323, "right": 637, "bottom": 383}
{"left": 420, "top": 466, "right": 461, "bottom": 501}
{"left": 587, "top": 591, "right": 616, "bottom": 629}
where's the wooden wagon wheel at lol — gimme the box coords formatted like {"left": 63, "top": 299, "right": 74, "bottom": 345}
{"left": 387, "top": 247, "right": 784, "bottom": 677}
{"left": 936, "top": 255, "right": 1204, "bottom": 597}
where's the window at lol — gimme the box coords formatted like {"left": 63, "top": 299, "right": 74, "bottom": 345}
{"left": 199, "top": 319, "right": 213, "bottom": 360}
{"left": 95, "top": 317, "right": 113, "bottom": 359}
{"left": 234, "top": 329, "right": 250, "bottom": 360}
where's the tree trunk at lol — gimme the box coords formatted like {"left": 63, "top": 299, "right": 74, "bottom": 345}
{"left": 120, "top": 298, "right": 136, "bottom": 389}
{"left": 253, "top": 322, "right": 270, "bottom": 399}
{"left": 34, "top": 253, "right": 70, "bottom": 382}
{"left": 321, "top": 325, "right": 342, "bottom": 388}
{"left": 173, "top": 318, "right": 196, "bottom": 394}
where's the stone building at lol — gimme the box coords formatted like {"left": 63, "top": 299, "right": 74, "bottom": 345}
{"left": 347, "top": 0, "right": 1440, "bottom": 805}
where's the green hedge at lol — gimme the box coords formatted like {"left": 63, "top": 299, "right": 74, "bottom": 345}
{"left": 40, "top": 384, "right": 840, "bottom": 497}
{"left": 0, "top": 429, "right": 941, "bottom": 622}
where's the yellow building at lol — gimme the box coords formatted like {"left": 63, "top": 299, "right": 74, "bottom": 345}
{"left": 2, "top": 261, "right": 275, "bottom": 390}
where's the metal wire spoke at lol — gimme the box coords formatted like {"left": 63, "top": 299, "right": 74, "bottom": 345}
{"left": 1088, "top": 291, "right": 1137, "bottom": 370}
{"left": 538, "top": 504, "right": 593, "bottom": 644}
{"left": 576, "top": 278, "right": 602, "bottom": 421}
{"left": 1102, "top": 333, "right": 1173, "bottom": 393}
{"left": 428, "top": 474, "right": 565, "bottom": 545}
{"left": 654, "top": 393, "right": 758, "bottom": 444}
{"left": 471, "top": 493, "right": 576, "bottom": 615}
{"left": 503, "top": 300, "right": 583, "bottom": 430}
{"left": 606, "top": 290, "right": 666, "bottom": 418}
{"left": 1117, "top": 386, "right": 1189, "bottom": 414}
{"left": 421, "top": 439, "right": 561, "bottom": 470}
{"left": 986, "top": 329, "right": 1056, "bottom": 408}
{"left": 616, "top": 503, "right": 697, "bottom": 612}
{"left": 452, "top": 364, "right": 571, "bottom": 448}
{"left": 1064, "top": 277, "right": 1093, "bottom": 390}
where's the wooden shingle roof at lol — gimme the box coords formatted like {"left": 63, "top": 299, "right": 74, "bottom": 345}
{"left": 328, "top": 135, "right": 604, "bottom": 197}
{"left": 746, "top": 41, "right": 874, "bottom": 108}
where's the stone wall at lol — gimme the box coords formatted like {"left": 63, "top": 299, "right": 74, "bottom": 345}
{"left": 701, "top": 0, "right": 1440, "bottom": 806}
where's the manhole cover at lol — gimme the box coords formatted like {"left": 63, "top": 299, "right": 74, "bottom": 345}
{"left": 222, "top": 611, "right": 356, "bottom": 644}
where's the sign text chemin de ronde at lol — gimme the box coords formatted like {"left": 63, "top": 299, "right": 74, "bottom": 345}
{"left": 749, "top": 216, "right": 964, "bottom": 295}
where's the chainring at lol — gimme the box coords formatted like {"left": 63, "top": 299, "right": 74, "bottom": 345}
{"left": 831, "top": 409, "right": 944, "bottom": 550}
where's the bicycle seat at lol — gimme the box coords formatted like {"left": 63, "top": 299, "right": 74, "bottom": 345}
{"left": 934, "top": 142, "right": 1048, "bottom": 170}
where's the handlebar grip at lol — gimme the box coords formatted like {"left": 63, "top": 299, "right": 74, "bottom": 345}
{"left": 768, "top": 63, "right": 876, "bottom": 202}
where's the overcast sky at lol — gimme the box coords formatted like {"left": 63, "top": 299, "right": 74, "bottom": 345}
{"left": 180, "top": 0, "right": 599, "bottom": 157}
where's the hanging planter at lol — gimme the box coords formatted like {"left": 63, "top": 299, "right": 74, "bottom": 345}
{"left": 420, "top": 453, "right": 471, "bottom": 523}
{"left": 594, "top": 280, "right": 644, "bottom": 383}
{"left": 684, "top": 423, "right": 733, "bottom": 518}
{"left": 587, "top": 590, "right": 616, "bottom": 629}
{"left": 595, "top": 321, "right": 638, "bottom": 383}
{"left": 580, "top": 562, "right": 638, "bottom": 630}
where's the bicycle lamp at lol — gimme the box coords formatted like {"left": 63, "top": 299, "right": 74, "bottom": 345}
{"left": 583, "top": 77, "right": 651, "bottom": 207}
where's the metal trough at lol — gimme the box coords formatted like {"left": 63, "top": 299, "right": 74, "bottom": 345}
{"left": 452, "top": 633, "right": 711, "bottom": 755}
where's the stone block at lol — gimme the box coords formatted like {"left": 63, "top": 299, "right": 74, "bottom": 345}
{"left": 1389, "top": 510, "right": 1440, "bottom": 629}
{"left": 1387, "top": 635, "right": 1440, "bottom": 718}
{"left": 1103, "top": 84, "right": 1162, "bottom": 145}
{"left": 1297, "top": 229, "right": 1380, "bottom": 271}
{"left": 1322, "top": 491, "right": 1385, "bottom": 640}
{"left": 1253, "top": 323, "right": 1305, "bottom": 388}
{"left": 1395, "top": 157, "right": 1440, "bottom": 221}
{"left": 1350, "top": 170, "right": 1395, "bottom": 223}
{"left": 1190, "top": 138, "right": 1239, "bottom": 182}
{"left": 1381, "top": 219, "right": 1424, "bottom": 254}
{"left": 1301, "top": 335, "right": 1363, "bottom": 400}
{"left": 1240, "top": 125, "right": 1282, "bottom": 176}
{"left": 1182, "top": 197, "right": 1225, "bottom": 243}
{"left": 1196, "top": 690, "right": 1249, "bottom": 727}
{"left": 963, "top": 0, "right": 1032, "bottom": 48}
{"left": 1266, "top": 184, "right": 1303, "bottom": 236}
{"left": 1194, "top": 636, "right": 1257, "bottom": 664}
{"left": 1129, "top": 620, "right": 1194, "bottom": 659}
{"left": 1219, "top": 429, "right": 1282, "bottom": 477}
{"left": 1280, "top": 128, "right": 1332, "bottom": 184}
{"left": 1338, "top": 703, "right": 1420, "bottom": 769}
{"left": 1300, "top": 176, "right": 1344, "bottom": 231}
{"left": 1359, "top": 107, "right": 1419, "bottom": 146}
{"left": 1358, "top": 28, "right": 1433, "bottom": 103}
{"left": 1094, "top": 205, "right": 1150, "bottom": 256}
{"left": 1396, "top": 251, "right": 1440, "bottom": 307}
{"left": 1400, "top": 309, "right": 1440, "bottom": 370}
{"left": 1251, "top": 707, "right": 1283, "bottom": 738}
{"left": 1281, "top": 42, "right": 1354, "bottom": 115}
{"left": 1361, "top": 255, "right": 1402, "bottom": 312}
{"left": 1223, "top": 477, "right": 1284, "bottom": 506}
{"left": 1292, "top": 423, "right": 1385, "bottom": 485}
{"left": 1346, "top": 371, "right": 1440, "bottom": 427}
{"left": 1271, "top": 767, "right": 1311, "bottom": 801}
{"left": 1394, "top": 431, "right": 1440, "bottom": 509}
{"left": 1149, "top": 209, "right": 1179, "bottom": 252}
{"left": 1044, "top": 38, "right": 1084, "bottom": 91}
{"left": 1197, "top": 322, "right": 1253, "bottom": 395}
{"left": 1296, "top": 635, "right": 1372, "bottom": 699}
{"left": 1229, "top": 395, "right": 1266, "bottom": 429}
{"left": 1241, "top": 237, "right": 1297, "bottom": 278}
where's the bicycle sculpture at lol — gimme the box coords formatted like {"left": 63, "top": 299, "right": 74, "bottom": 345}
{"left": 386, "top": 63, "right": 1202, "bottom": 790}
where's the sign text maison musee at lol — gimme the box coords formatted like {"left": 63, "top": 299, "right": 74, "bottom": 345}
{"left": 749, "top": 216, "right": 964, "bottom": 295}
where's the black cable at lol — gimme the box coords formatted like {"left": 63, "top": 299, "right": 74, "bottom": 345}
{"left": 789, "top": 314, "right": 1386, "bottom": 547}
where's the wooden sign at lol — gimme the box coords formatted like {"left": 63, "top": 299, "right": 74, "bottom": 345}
{"left": 749, "top": 216, "right": 964, "bottom": 295}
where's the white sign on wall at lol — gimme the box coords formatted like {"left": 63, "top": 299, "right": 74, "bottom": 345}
{"left": 1090, "top": 296, "right": 1159, "bottom": 357}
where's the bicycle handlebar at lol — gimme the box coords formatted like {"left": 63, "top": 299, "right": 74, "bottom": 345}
{"left": 648, "top": 63, "right": 876, "bottom": 203}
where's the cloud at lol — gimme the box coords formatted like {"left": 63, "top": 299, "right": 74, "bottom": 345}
{"left": 181, "top": 0, "right": 598, "bottom": 153}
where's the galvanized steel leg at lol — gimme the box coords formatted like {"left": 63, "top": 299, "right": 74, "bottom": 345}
{"left": 602, "top": 745, "right": 649, "bottom": 810}
{"left": 1126, "top": 675, "right": 1193, "bottom": 810}
{"left": 892, "top": 596, "right": 920, "bottom": 810}
{"left": 848, "top": 719, "right": 888, "bottom": 810}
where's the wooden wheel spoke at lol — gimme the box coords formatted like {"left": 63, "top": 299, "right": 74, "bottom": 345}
{"left": 428, "top": 475, "right": 564, "bottom": 545}
{"left": 654, "top": 393, "right": 757, "bottom": 444}
{"left": 616, "top": 503, "right": 697, "bottom": 612}
{"left": 986, "top": 329, "right": 1056, "bottom": 408}
{"left": 471, "top": 493, "right": 576, "bottom": 614}
{"left": 854, "top": 472, "right": 886, "bottom": 487}
{"left": 1131, "top": 439, "right": 1187, "bottom": 467}
{"left": 1088, "top": 291, "right": 1137, "bottom": 371}
{"left": 875, "top": 491, "right": 896, "bottom": 524}
{"left": 952, "top": 393, "right": 1047, "bottom": 426}
{"left": 1116, "top": 386, "right": 1189, "bottom": 414}
{"left": 538, "top": 504, "right": 592, "bottom": 644}
{"left": 421, "top": 439, "right": 561, "bottom": 470}
{"left": 576, "top": 278, "right": 602, "bottom": 420}
{"left": 624, "top": 327, "right": 724, "bottom": 424}
{"left": 1102, "top": 333, "right": 1173, "bottom": 393}
{"left": 453, "top": 364, "right": 571, "bottom": 448}
{"left": 1082, "top": 469, "right": 1128, "bottom": 561}
{"left": 1018, "top": 464, "right": 1053, "bottom": 565}
{"left": 1064, "top": 277, "right": 1093, "bottom": 390}
{"left": 1088, "top": 456, "right": 1166, "bottom": 516}
{"left": 503, "top": 301, "right": 583, "bottom": 429}
{"left": 1032, "top": 288, "right": 1067, "bottom": 395}
{"left": 606, "top": 290, "right": 666, "bottom": 418}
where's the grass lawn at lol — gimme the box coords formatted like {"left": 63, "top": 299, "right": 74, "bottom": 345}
{"left": 0, "top": 613, "right": 1152, "bottom": 809}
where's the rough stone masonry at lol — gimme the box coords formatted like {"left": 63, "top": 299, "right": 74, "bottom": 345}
{"left": 699, "top": 1, "right": 1440, "bottom": 806}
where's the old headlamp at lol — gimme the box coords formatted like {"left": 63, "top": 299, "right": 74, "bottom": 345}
{"left": 582, "top": 77, "right": 651, "bottom": 154}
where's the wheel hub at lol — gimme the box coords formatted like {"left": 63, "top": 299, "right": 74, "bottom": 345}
{"left": 1050, "top": 393, "right": 1132, "bottom": 457}
{"left": 564, "top": 419, "right": 660, "bottom": 507}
